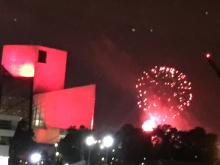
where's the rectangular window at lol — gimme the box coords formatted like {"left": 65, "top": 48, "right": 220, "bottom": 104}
{"left": 38, "top": 50, "right": 47, "bottom": 63}
{"left": 0, "top": 120, "right": 12, "bottom": 130}
{"left": 0, "top": 136, "right": 12, "bottom": 145}
{"left": 32, "top": 105, "right": 45, "bottom": 128}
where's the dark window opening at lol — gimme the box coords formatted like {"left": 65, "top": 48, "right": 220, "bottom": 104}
{"left": 38, "top": 50, "right": 47, "bottom": 63}
{"left": 0, "top": 120, "right": 12, "bottom": 129}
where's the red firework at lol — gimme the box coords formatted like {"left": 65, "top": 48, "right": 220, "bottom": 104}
{"left": 136, "top": 66, "right": 193, "bottom": 131}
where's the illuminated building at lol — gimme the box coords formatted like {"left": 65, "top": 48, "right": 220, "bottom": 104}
{"left": 1, "top": 45, "right": 96, "bottom": 145}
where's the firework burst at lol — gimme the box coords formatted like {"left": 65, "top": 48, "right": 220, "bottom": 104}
{"left": 136, "top": 66, "right": 193, "bottom": 129}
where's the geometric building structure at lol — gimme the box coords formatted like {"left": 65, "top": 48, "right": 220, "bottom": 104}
{"left": 1, "top": 45, "right": 96, "bottom": 144}
{"left": 33, "top": 85, "right": 95, "bottom": 129}
{"left": 2, "top": 45, "right": 67, "bottom": 93}
{"left": 33, "top": 84, "right": 95, "bottom": 143}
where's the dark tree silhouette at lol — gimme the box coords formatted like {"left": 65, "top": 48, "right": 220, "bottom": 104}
{"left": 150, "top": 125, "right": 218, "bottom": 163}
{"left": 8, "top": 119, "right": 34, "bottom": 165}
{"left": 110, "top": 124, "right": 218, "bottom": 164}
{"left": 10, "top": 122, "right": 216, "bottom": 165}
{"left": 58, "top": 126, "right": 91, "bottom": 164}
{"left": 113, "top": 124, "right": 153, "bottom": 165}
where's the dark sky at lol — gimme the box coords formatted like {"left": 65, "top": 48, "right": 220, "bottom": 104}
{"left": 0, "top": 0, "right": 220, "bottom": 136}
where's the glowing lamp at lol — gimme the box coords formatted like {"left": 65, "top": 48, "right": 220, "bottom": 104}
{"left": 18, "top": 63, "right": 35, "bottom": 77}
{"left": 102, "top": 135, "right": 114, "bottom": 148}
{"left": 55, "top": 152, "right": 59, "bottom": 157}
{"left": 29, "top": 152, "right": 41, "bottom": 164}
{"left": 85, "top": 135, "right": 97, "bottom": 146}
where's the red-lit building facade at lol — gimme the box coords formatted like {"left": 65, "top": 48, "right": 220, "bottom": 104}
{"left": 1, "top": 45, "right": 96, "bottom": 144}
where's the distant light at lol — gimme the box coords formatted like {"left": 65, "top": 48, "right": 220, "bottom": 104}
{"left": 54, "top": 143, "right": 58, "bottom": 148}
{"left": 35, "top": 119, "right": 40, "bottom": 126}
{"left": 131, "top": 28, "right": 136, "bottom": 32}
{"left": 13, "top": 18, "right": 18, "bottom": 22}
{"left": 101, "top": 157, "right": 105, "bottom": 161}
{"left": 100, "top": 144, "right": 105, "bottom": 150}
{"left": 64, "top": 163, "right": 69, "bottom": 165}
{"left": 55, "top": 152, "right": 59, "bottom": 156}
{"left": 205, "top": 53, "right": 212, "bottom": 59}
{"left": 103, "top": 135, "right": 114, "bottom": 148}
{"left": 30, "top": 152, "right": 41, "bottom": 164}
{"left": 85, "top": 135, "right": 97, "bottom": 146}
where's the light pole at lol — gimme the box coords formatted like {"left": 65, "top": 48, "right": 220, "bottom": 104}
{"left": 102, "top": 135, "right": 114, "bottom": 165}
{"left": 85, "top": 135, "right": 97, "bottom": 165}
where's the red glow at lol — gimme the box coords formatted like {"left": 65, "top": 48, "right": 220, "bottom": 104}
{"left": 151, "top": 135, "right": 162, "bottom": 145}
{"left": 2, "top": 45, "right": 36, "bottom": 77}
{"left": 142, "top": 115, "right": 157, "bottom": 132}
{"left": 34, "top": 127, "right": 60, "bottom": 144}
{"left": 18, "top": 63, "right": 35, "bottom": 77}
{"left": 34, "top": 85, "right": 96, "bottom": 129}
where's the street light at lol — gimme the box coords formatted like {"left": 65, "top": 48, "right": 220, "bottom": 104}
{"left": 29, "top": 152, "right": 42, "bottom": 164}
{"left": 102, "top": 135, "right": 114, "bottom": 148}
{"left": 54, "top": 143, "right": 58, "bottom": 148}
{"left": 85, "top": 135, "right": 96, "bottom": 146}
{"left": 55, "top": 152, "right": 59, "bottom": 157}
{"left": 102, "top": 135, "right": 114, "bottom": 165}
{"left": 85, "top": 135, "right": 97, "bottom": 165}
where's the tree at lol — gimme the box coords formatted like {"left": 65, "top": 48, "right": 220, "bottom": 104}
{"left": 58, "top": 126, "right": 91, "bottom": 164}
{"left": 113, "top": 124, "right": 153, "bottom": 165}
{"left": 8, "top": 119, "right": 34, "bottom": 165}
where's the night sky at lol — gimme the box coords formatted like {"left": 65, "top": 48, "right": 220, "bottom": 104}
{"left": 0, "top": 0, "right": 220, "bottom": 137}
